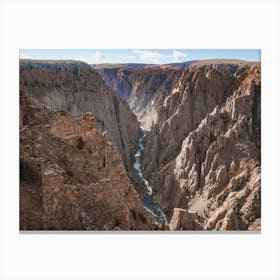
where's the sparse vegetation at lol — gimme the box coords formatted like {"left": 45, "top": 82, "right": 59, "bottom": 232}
{"left": 209, "top": 132, "right": 216, "bottom": 143}
{"left": 77, "top": 136, "right": 84, "bottom": 149}
{"left": 194, "top": 212, "right": 206, "bottom": 225}
{"left": 72, "top": 64, "right": 79, "bottom": 75}
{"left": 66, "top": 169, "right": 74, "bottom": 177}
{"left": 20, "top": 159, "right": 38, "bottom": 182}
{"left": 114, "top": 218, "right": 121, "bottom": 227}
{"left": 139, "top": 212, "right": 147, "bottom": 223}
{"left": 220, "top": 111, "right": 228, "bottom": 120}
{"left": 131, "top": 209, "right": 137, "bottom": 220}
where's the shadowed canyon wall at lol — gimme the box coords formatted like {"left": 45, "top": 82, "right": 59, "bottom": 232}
{"left": 20, "top": 60, "right": 140, "bottom": 172}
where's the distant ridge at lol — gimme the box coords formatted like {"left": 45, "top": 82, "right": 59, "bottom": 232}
{"left": 92, "top": 59, "right": 259, "bottom": 71}
{"left": 19, "top": 59, "right": 90, "bottom": 71}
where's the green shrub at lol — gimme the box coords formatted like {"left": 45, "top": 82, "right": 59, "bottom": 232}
{"left": 77, "top": 136, "right": 84, "bottom": 149}
{"left": 20, "top": 159, "right": 38, "bottom": 182}
{"left": 72, "top": 64, "right": 79, "bottom": 75}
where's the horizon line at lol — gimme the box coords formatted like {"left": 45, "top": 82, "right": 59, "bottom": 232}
{"left": 19, "top": 57, "right": 261, "bottom": 65}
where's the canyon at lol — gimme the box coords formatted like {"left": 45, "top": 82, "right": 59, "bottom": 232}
{"left": 92, "top": 62, "right": 190, "bottom": 130}
{"left": 20, "top": 90, "right": 160, "bottom": 230}
{"left": 20, "top": 58, "right": 261, "bottom": 231}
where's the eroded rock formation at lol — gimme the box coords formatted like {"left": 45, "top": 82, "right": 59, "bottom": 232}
{"left": 20, "top": 90, "right": 155, "bottom": 230}
{"left": 20, "top": 60, "right": 140, "bottom": 172}
{"left": 141, "top": 60, "right": 261, "bottom": 230}
{"left": 92, "top": 63, "right": 190, "bottom": 130}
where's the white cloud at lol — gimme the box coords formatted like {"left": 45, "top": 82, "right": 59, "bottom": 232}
{"left": 133, "top": 49, "right": 187, "bottom": 63}
{"left": 19, "top": 53, "right": 32, "bottom": 59}
{"left": 172, "top": 50, "right": 187, "bottom": 61}
{"left": 133, "top": 50, "right": 163, "bottom": 63}
{"left": 91, "top": 51, "right": 104, "bottom": 61}
{"left": 19, "top": 53, "right": 42, "bottom": 60}
{"left": 74, "top": 55, "right": 87, "bottom": 62}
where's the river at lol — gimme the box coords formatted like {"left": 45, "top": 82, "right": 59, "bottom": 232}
{"left": 133, "top": 132, "right": 167, "bottom": 222}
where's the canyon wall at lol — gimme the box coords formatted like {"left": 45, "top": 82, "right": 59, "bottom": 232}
{"left": 20, "top": 90, "right": 156, "bottom": 230}
{"left": 20, "top": 60, "right": 140, "bottom": 172}
{"left": 92, "top": 63, "right": 190, "bottom": 130}
{"left": 142, "top": 60, "right": 261, "bottom": 230}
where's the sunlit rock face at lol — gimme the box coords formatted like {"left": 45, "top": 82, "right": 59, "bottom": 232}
{"left": 141, "top": 60, "right": 261, "bottom": 230}
{"left": 92, "top": 63, "right": 191, "bottom": 130}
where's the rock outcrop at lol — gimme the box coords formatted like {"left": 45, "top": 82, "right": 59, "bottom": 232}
{"left": 169, "top": 208, "right": 202, "bottom": 230}
{"left": 141, "top": 60, "right": 261, "bottom": 230}
{"left": 20, "top": 60, "right": 140, "bottom": 172}
{"left": 20, "top": 90, "right": 155, "bottom": 230}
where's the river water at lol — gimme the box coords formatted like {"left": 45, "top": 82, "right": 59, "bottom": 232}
{"left": 133, "top": 132, "right": 167, "bottom": 222}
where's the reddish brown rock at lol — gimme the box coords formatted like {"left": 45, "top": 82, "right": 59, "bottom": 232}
{"left": 169, "top": 208, "right": 202, "bottom": 230}
{"left": 20, "top": 91, "right": 155, "bottom": 230}
{"left": 20, "top": 60, "right": 141, "bottom": 172}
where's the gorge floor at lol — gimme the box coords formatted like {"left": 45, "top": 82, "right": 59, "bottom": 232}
{"left": 133, "top": 131, "right": 167, "bottom": 223}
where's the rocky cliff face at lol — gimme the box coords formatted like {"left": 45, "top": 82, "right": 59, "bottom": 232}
{"left": 20, "top": 58, "right": 261, "bottom": 231}
{"left": 92, "top": 63, "right": 188, "bottom": 130}
{"left": 20, "top": 60, "right": 140, "bottom": 172}
{"left": 142, "top": 60, "right": 261, "bottom": 230}
{"left": 20, "top": 90, "right": 155, "bottom": 230}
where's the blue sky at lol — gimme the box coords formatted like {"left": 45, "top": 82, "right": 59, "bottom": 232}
{"left": 19, "top": 49, "right": 260, "bottom": 64}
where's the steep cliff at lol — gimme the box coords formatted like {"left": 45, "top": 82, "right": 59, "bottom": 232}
{"left": 20, "top": 60, "right": 140, "bottom": 172}
{"left": 20, "top": 91, "right": 155, "bottom": 230}
{"left": 142, "top": 60, "right": 261, "bottom": 230}
{"left": 20, "top": 58, "right": 261, "bottom": 231}
{"left": 92, "top": 63, "right": 188, "bottom": 130}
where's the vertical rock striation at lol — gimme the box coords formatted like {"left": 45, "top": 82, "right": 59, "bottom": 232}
{"left": 20, "top": 60, "right": 141, "bottom": 172}
{"left": 142, "top": 60, "right": 261, "bottom": 230}
{"left": 92, "top": 63, "right": 189, "bottom": 130}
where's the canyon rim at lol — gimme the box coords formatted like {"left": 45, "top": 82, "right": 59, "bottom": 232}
{"left": 19, "top": 49, "right": 261, "bottom": 231}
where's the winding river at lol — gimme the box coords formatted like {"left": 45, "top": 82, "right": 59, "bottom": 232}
{"left": 133, "top": 132, "right": 167, "bottom": 222}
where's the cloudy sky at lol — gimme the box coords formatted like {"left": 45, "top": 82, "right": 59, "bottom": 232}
{"left": 19, "top": 49, "right": 260, "bottom": 64}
